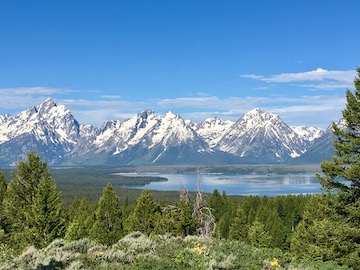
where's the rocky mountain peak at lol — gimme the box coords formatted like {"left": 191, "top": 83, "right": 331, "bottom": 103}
{"left": 164, "top": 111, "right": 179, "bottom": 120}
{"left": 0, "top": 114, "right": 11, "bottom": 124}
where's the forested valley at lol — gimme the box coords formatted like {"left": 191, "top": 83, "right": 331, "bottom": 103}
{"left": 0, "top": 69, "right": 360, "bottom": 269}
{"left": 0, "top": 152, "right": 357, "bottom": 270}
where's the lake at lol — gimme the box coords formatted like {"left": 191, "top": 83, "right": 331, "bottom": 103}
{"left": 122, "top": 173, "right": 323, "bottom": 196}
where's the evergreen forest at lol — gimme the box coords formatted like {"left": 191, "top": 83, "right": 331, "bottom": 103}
{"left": 0, "top": 68, "right": 360, "bottom": 269}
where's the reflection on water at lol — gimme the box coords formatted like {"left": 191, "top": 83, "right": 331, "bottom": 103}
{"left": 123, "top": 173, "right": 322, "bottom": 197}
{"left": 282, "top": 175, "right": 313, "bottom": 185}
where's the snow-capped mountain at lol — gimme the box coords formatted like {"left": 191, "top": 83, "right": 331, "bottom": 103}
{"left": 215, "top": 109, "right": 306, "bottom": 162}
{"left": 291, "top": 126, "right": 324, "bottom": 142}
{"left": 0, "top": 98, "right": 84, "bottom": 165}
{"left": 195, "top": 117, "right": 234, "bottom": 148}
{"left": 74, "top": 110, "right": 232, "bottom": 165}
{"left": 292, "top": 121, "right": 339, "bottom": 164}
{"left": 93, "top": 110, "right": 160, "bottom": 154}
{"left": 0, "top": 98, "right": 80, "bottom": 145}
{"left": 0, "top": 98, "right": 337, "bottom": 166}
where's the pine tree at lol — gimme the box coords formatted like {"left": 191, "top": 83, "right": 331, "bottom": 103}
{"left": 0, "top": 171, "right": 7, "bottom": 241}
{"left": 2, "top": 152, "right": 61, "bottom": 250}
{"left": 228, "top": 205, "right": 248, "bottom": 240}
{"left": 207, "top": 189, "right": 227, "bottom": 222}
{"left": 65, "top": 197, "right": 93, "bottom": 241}
{"left": 26, "top": 173, "right": 66, "bottom": 248}
{"left": 267, "top": 210, "right": 286, "bottom": 248}
{"left": 247, "top": 220, "right": 272, "bottom": 248}
{"left": 317, "top": 67, "right": 360, "bottom": 199}
{"left": 125, "top": 190, "right": 160, "bottom": 235}
{"left": 177, "top": 199, "right": 197, "bottom": 236}
{"left": 291, "top": 69, "right": 360, "bottom": 268}
{"left": 291, "top": 194, "right": 360, "bottom": 268}
{"left": 90, "top": 183, "right": 123, "bottom": 245}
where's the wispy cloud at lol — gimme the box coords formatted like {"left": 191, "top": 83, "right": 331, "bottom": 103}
{"left": 0, "top": 87, "right": 74, "bottom": 95}
{"left": 0, "top": 87, "right": 346, "bottom": 128}
{"left": 156, "top": 95, "right": 345, "bottom": 127}
{"left": 100, "top": 95, "right": 122, "bottom": 99}
{"left": 0, "top": 87, "right": 75, "bottom": 109}
{"left": 240, "top": 68, "right": 356, "bottom": 90}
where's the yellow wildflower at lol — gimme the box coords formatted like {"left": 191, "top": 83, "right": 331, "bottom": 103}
{"left": 270, "top": 258, "right": 280, "bottom": 268}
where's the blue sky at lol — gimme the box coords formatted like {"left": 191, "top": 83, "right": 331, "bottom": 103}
{"left": 0, "top": 0, "right": 359, "bottom": 128}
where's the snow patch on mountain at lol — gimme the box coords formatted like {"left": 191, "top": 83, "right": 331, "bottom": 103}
{"left": 195, "top": 117, "right": 234, "bottom": 148}
{"left": 291, "top": 126, "right": 324, "bottom": 142}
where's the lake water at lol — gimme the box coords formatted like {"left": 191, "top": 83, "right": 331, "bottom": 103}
{"left": 123, "top": 173, "right": 323, "bottom": 196}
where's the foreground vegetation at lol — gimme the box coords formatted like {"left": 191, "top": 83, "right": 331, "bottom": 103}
{"left": 0, "top": 233, "right": 350, "bottom": 270}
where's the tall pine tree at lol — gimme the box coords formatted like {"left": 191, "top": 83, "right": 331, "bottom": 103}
{"left": 125, "top": 189, "right": 160, "bottom": 235}
{"left": 317, "top": 67, "right": 360, "bottom": 199}
{"left": 2, "top": 152, "right": 66, "bottom": 250}
{"left": 228, "top": 205, "right": 248, "bottom": 241}
{"left": 292, "top": 68, "right": 360, "bottom": 268}
{"left": 25, "top": 173, "right": 66, "bottom": 248}
{"left": 90, "top": 183, "right": 123, "bottom": 245}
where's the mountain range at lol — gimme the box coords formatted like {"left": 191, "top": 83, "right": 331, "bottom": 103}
{"left": 0, "top": 98, "right": 336, "bottom": 166}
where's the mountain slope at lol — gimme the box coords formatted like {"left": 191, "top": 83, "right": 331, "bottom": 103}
{"left": 88, "top": 111, "right": 236, "bottom": 165}
{"left": 292, "top": 120, "right": 345, "bottom": 164}
{"left": 291, "top": 126, "right": 324, "bottom": 142}
{"left": 0, "top": 98, "right": 82, "bottom": 165}
{"left": 195, "top": 117, "right": 234, "bottom": 148}
{"left": 216, "top": 109, "right": 306, "bottom": 163}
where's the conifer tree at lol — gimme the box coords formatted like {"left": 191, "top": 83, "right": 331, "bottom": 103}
{"left": 65, "top": 197, "right": 93, "bottom": 241}
{"left": 291, "top": 69, "right": 360, "bottom": 268}
{"left": 125, "top": 189, "right": 160, "bottom": 235}
{"left": 177, "top": 199, "right": 197, "bottom": 236}
{"left": 267, "top": 210, "right": 286, "bottom": 248}
{"left": 2, "top": 152, "right": 61, "bottom": 250}
{"left": 247, "top": 220, "right": 272, "bottom": 248}
{"left": 90, "top": 183, "right": 123, "bottom": 245}
{"left": 228, "top": 205, "right": 248, "bottom": 241}
{"left": 26, "top": 173, "right": 66, "bottom": 248}
{"left": 317, "top": 67, "right": 360, "bottom": 199}
{"left": 291, "top": 194, "right": 360, "bottom": 268}
{"left": 207, "top": 189, "right": 228, "bottom": 222}
{"left": 0, "top": 171, "right": 6, "bottom": 241}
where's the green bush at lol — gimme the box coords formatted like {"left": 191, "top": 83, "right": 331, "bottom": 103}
{"left": 0, "top": 233, "right": 351, "bottom": 270}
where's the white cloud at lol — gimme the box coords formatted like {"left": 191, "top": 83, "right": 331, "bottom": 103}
{"left": 240, "top": 68, "right": 356, "bottom": 90}
{"left": 239, "top": 74, "right": 264, "bottom": 80}
{"left": 156, "top": 95, "right": 345, "bottom": 128}
{"left": 100, "top": 95, "right": 122, "bottom": 99}
{"left": 0, "top": 86, "right": 74, "bottom": 95}
{"left": 0, "top": 87, "right": 347, "bottom": 128}
{"left": 0, "top": 87, "right": 75, "bottom": 109}
{"left": 72, "top": 109, "right": 135, "bottom": 127}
